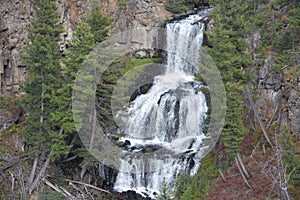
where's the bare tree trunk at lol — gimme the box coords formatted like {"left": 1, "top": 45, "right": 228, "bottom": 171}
{"left": 40, "top": 82, "right": 44, "bottom": 123}
{"left": 9, "top": 171, "right": 15, "bottom": 199}
{"left": 245, "top": 86, "right": 274, "bottom": 147}
{"left": 272, "top": 12, "right": 275, "bottom": 35}
{"left": 274, "top": 108, "right": 291, "bottom": 200}
{"left": 219, "top": 169, "right": 226, "bottom": 182}
{"left": 0, "top": 73, "right": 2, "bottom": 95}
{"left": 89, "top": 108, "right": 97, "bottom": 150}
{"left": 235, "top": 157, "right": 252, "bottom": 189}
{"left": 28, "top": 74, "right": 46, "bottom": 193}
{"left": 80, "top": 108, "right": 97, "bottom": 179}
{"left": 28, "top": 157, "right": 50, "bottom": 195}
{"left": 28, "top": 156, "right": 38, "bottom": 185}
{"left": 18, "top": 164, "right": 27, "bottom": 200}
{"left": 266, "top": 106, "right": 278, "bottom": 129}
{"left": 65, "top": 179, "right": 111, "bottom": 194}
{"left": 43, "top": 178, "right": 77, "bottom": 199}
{"left": 237, "top": 153, "right": 250, "bottom": 179}
{"left": 28, "top": 128, "right": 63, "bottom": 195}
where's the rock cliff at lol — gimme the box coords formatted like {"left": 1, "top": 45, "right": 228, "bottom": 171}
{"left": 0, "top": 0, "right": 172, "bottom": 95}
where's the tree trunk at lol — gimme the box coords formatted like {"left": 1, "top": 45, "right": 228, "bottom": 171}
{"left": 237, "top": 153, "right": 250, "bottom": 179}
{"left": 219, "top": 169, "right": 226, "bottom": 182}
{"left": 28, "top": 156, "right": 38, "bottom": 185}
{"left": 80, "top": 108, "right": 97, "bottom": 179}
{"left": 43, "top": 178, "right": 77, "bottom": 199}
{"left": 65, "top": 179, "right": 111, "bottom": 194}
{"left": 28, "top": 157, "right": 50, "bottom": 195}
{"left": 245, "top": 86, "right": 274, "bottom": 147}
{"left": 235, "top": 157, "right": 252, "bottom": 189}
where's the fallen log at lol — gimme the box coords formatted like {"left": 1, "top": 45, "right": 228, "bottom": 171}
{"left": 43, "top": 178, "right": 77, "bottom": 200}
{"left": 219, "top": 169, "right": 226, "bottom": 182}
{"left": 65, "top": 179, "right": 111, "bottom": 194}
{"left": 235, "top": 157, "right": 252, "bottom": 189}
{"left": 237, "top": 153, "right": 250, "bottom": 179}
{"left": 191, "top": 16, "right": 208, "bottom": 25}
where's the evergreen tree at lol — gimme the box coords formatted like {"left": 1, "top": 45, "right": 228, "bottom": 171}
{"left": 157, "top": 178, "right": 172, "bottom": 200}
{"left": 58, "top": 6, "right": 111, "bottom": 177}
{"left": 51, "top": 22, "right": 95, "bottom": 138}
{"left": 61, "top": 22, "right": 98, "bottom": 177}
{"left": 204, "top": 0, "right": 252, "bottom": 159}
{"left": 180, "top": 153, "right": 218, "bottom": 199}
{"left": 22, "top": 0, "right": 68, "bottom": 159}
{"left": 21, "top": 0, "right": 70, "bottom": 194}
{"left": 86, "top": 1, "right": 112, "bottom": 43}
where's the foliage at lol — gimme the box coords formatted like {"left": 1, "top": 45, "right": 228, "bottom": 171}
{"left": 253, "top": 1, "right": 300, "bottom": 72}
{"left": 281, "top": 128, "right": 300, "bottom": 199}
{"left": 49, "top": 166, "right": 66, "bottom": 187}
{"left": 118, "top": 0, "right": 128, "bottom": 10}
{"left": 221, "top": 82, "right": 248, "bottom": 159}
{"left": 179, "top": 153, "right": 218, "bottom": 199}
{"left": 59, "top": 14, "right": 111, "bottom": 168}
{"left": 125, "top": 57, "right": 161, "bottom": 68}
{"left": 165, "top": 0, "right": 189, "bottom": 14}
{"left": 173, "top": 173, "right": 190, "bottom": 199}
{"left": 156, "top": 178, "right": 172, "bottom": 200}
{"left": 204, "top": 0, "right": 253, "bottom": 159}
{"left": 165, "top": 0, "right": 209, "bottom": 14}
{"left": 86, "top": 1, "right": 112, "bottom": 43}
{"left": 51, "top": 22, "right": 95, "bottom": 139}
{"left": 178, "top": 0, "right": 300, "bottom": 199}
{"left": 21, "top": 0, "right": 69, "bottom": 158}
{"left": 40, "top": 189, "right": 64, "bottom": 200}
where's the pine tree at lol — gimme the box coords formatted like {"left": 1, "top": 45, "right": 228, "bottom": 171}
{"left": 86, "top": 1, "right": 112, "bottom": 43}
{"left": 204, "top": 0, "right": 252, "bottom": 160}
{"left": 157, "top": 178, "right": 172, "bottom": 200}
{"left": 21, "top": 0, "right": 69, "bottom": 194}
{"left": 60, "top": 22, "right": 98, "bottom": 178}
{"left": 57, "top": 4, "right": 112, "bottom": 177}
{"left": 22, "top": 0, "right": 63, "bottom": 156}
{"left": 51, "top": 22, "right": 95, "bottom": 138}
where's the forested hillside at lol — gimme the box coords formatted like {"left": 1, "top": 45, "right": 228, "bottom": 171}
{"left": 0, "top": 0, "right": 299, "bottom": 199}
{"left": 175, "top": 0, "right": 300, "bottom": 199}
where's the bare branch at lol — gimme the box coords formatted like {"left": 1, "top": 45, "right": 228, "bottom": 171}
{"left": 287, "top": 168, "right": 296, "bottom": 182}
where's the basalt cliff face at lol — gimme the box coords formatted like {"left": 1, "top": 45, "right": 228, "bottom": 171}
{"left": 0, "top": 0, "right": 174, "bottom": 151}
{"left": 0, "top": 0, "right": 172, "bottom": 95}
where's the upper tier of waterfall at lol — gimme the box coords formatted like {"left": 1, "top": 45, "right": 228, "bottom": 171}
{"left": 113, "top": 13, "right": 208, "bottom": 199}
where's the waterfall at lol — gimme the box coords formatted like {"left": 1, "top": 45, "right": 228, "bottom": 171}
{"left": 113, "top": 14, "right": 208, "bottom": 199}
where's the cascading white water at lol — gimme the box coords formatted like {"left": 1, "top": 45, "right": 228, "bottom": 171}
{"left": 114, "top": 14, "right": 208, "bottom": 199}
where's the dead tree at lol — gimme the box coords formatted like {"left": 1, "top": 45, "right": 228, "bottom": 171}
{"left": 235, "top": 156, "right": 252, "bottom": 189}
{"left": 245, "top": 85, "right": 274, "bottom": 147}
{"left": 237, "top": 153, "right": 250, "bottom": 179}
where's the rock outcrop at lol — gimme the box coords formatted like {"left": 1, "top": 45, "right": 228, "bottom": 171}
{"left": 0, "top": 0, "right": 32, "bottom": 95}
{"left": 247, "top": 29, "right": 300, "bottom": 138}
{"left": 0, "top": 0, "right": 172, "bottom": 95}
